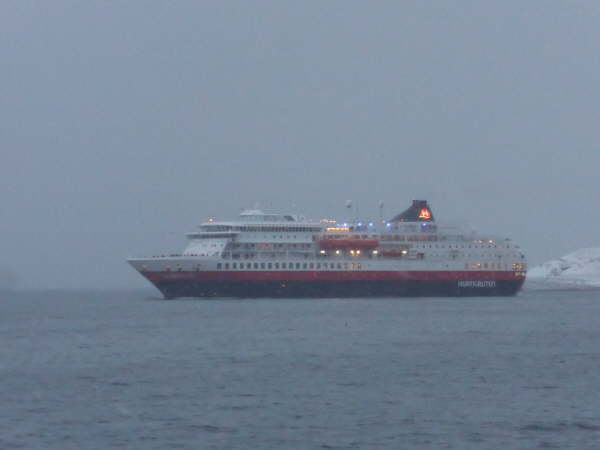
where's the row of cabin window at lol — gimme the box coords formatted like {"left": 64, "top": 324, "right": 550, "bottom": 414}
{"left": 412, "top": 253, "right": 518, "bottom": 259}
{"left": 381, "top": 235, "right": 438, "bottom": 242}
{"left": 226, "top": 252, "right": 314, "bottom": 260}
{"left": 237, "top": 226, "right": 321, "bottom": 232}
{"left": 323, "top": 234, "right": 376, "bottom": 240}
{"left": 384, "top": 238, "right": 512, "bottom": 249}
{"left": 217, "top": 262, "right": 362, "bottom": 270}
{"left": 228, "top": 241, "right": 514, "bottom": 251}
{"left": 230, "top": 243, "right": 312, "bottom": 249}
{"left": 202, "top": 225, "right": 321, "bottom": 232}
{"left": 413, "top": 244, "right": 518, "bottom": 253}
{"left": 464, "top": 263, "right": 526, "bottom": 270}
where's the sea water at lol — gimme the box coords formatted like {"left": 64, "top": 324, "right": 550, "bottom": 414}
{"left": 1, "top": 289, "right": 599, "bottom": 449}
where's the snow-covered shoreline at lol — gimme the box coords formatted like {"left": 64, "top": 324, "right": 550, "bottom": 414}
{"left": 526, "top": 248, "right": 600, "bottom": 290}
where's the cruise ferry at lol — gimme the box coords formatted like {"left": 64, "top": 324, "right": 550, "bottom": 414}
{"left": 128, "top": 200, "right": 526, "bottom": 298}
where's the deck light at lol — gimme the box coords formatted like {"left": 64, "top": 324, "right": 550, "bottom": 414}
{"left": 326, "top": 227, "right": 350, "bottom": 232}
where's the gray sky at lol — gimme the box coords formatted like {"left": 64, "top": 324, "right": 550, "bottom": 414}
{"left": 2, "top": 1, "right": 600, "bottom": 289}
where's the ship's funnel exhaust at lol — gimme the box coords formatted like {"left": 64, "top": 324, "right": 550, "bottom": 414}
{"left": 389, "top": 200, "right": 435, "bottom": 222}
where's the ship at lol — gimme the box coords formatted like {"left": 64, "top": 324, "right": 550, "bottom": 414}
{"left": 127, "top": 200, "right": 526, "bottom": 298}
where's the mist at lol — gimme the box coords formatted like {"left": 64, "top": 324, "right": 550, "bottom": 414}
{"left": 3, "top": 1, "right": 600, "bottom": 289}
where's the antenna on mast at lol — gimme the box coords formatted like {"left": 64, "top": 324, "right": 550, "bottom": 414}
{"left": 345, "top": 200, "right": 353, "bottom": 223}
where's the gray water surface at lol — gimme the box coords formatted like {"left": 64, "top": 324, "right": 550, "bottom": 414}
{"left": 1, "top": 289, "right": 599, "bottom": 449}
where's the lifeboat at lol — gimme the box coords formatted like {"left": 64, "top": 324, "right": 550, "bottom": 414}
{"left": 319, "top": 237, "right": 379, "bottom": 250}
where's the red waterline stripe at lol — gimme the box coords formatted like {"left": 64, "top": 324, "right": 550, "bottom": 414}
{"left": 144, "top": 270, "right": 522, "bottom": 283}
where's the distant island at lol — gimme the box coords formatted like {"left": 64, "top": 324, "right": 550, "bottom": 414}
{"left": 526, "top": 248, "right": 600, "bottom": 290}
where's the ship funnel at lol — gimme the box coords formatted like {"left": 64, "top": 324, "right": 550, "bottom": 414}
{"left": 389, "top": 200, "right": 435, "bottom": 222}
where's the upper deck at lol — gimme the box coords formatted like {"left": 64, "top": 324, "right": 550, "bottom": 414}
{"left": 129, "top": 200, "right": 526, "bottom": 276}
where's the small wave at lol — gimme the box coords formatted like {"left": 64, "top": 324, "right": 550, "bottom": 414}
{"left": 521, "top": 421, "right": 600, "bottom": 433}
{"left": 521, "top": 422, "right": 568, "bottom": 432}
{"left": 574, "top": 422, "right": 600, "bottom": 431}
{"left": 191, "top": 424, "right": 237, "bottom": 433}
{"left": 522, "top": 385, "right": 560, "bottom": 390}
{"left": 335, "top": 382, "right": 366, "bottom": 387}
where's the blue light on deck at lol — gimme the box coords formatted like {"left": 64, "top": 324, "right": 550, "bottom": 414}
{"left": 368, "top": 222, "right": 373, "bottom": 227}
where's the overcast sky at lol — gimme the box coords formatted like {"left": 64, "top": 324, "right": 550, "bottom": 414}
{"left": 2, "top": 1, "right": 600, "bottom": 289}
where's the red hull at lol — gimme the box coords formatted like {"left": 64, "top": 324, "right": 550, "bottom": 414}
{"left": 143, "top": 270, "right": 523, "bottom": 283}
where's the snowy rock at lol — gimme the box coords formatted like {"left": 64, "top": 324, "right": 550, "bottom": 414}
{"left": 527, "top": 248, "right": 600, "bottom": 289}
